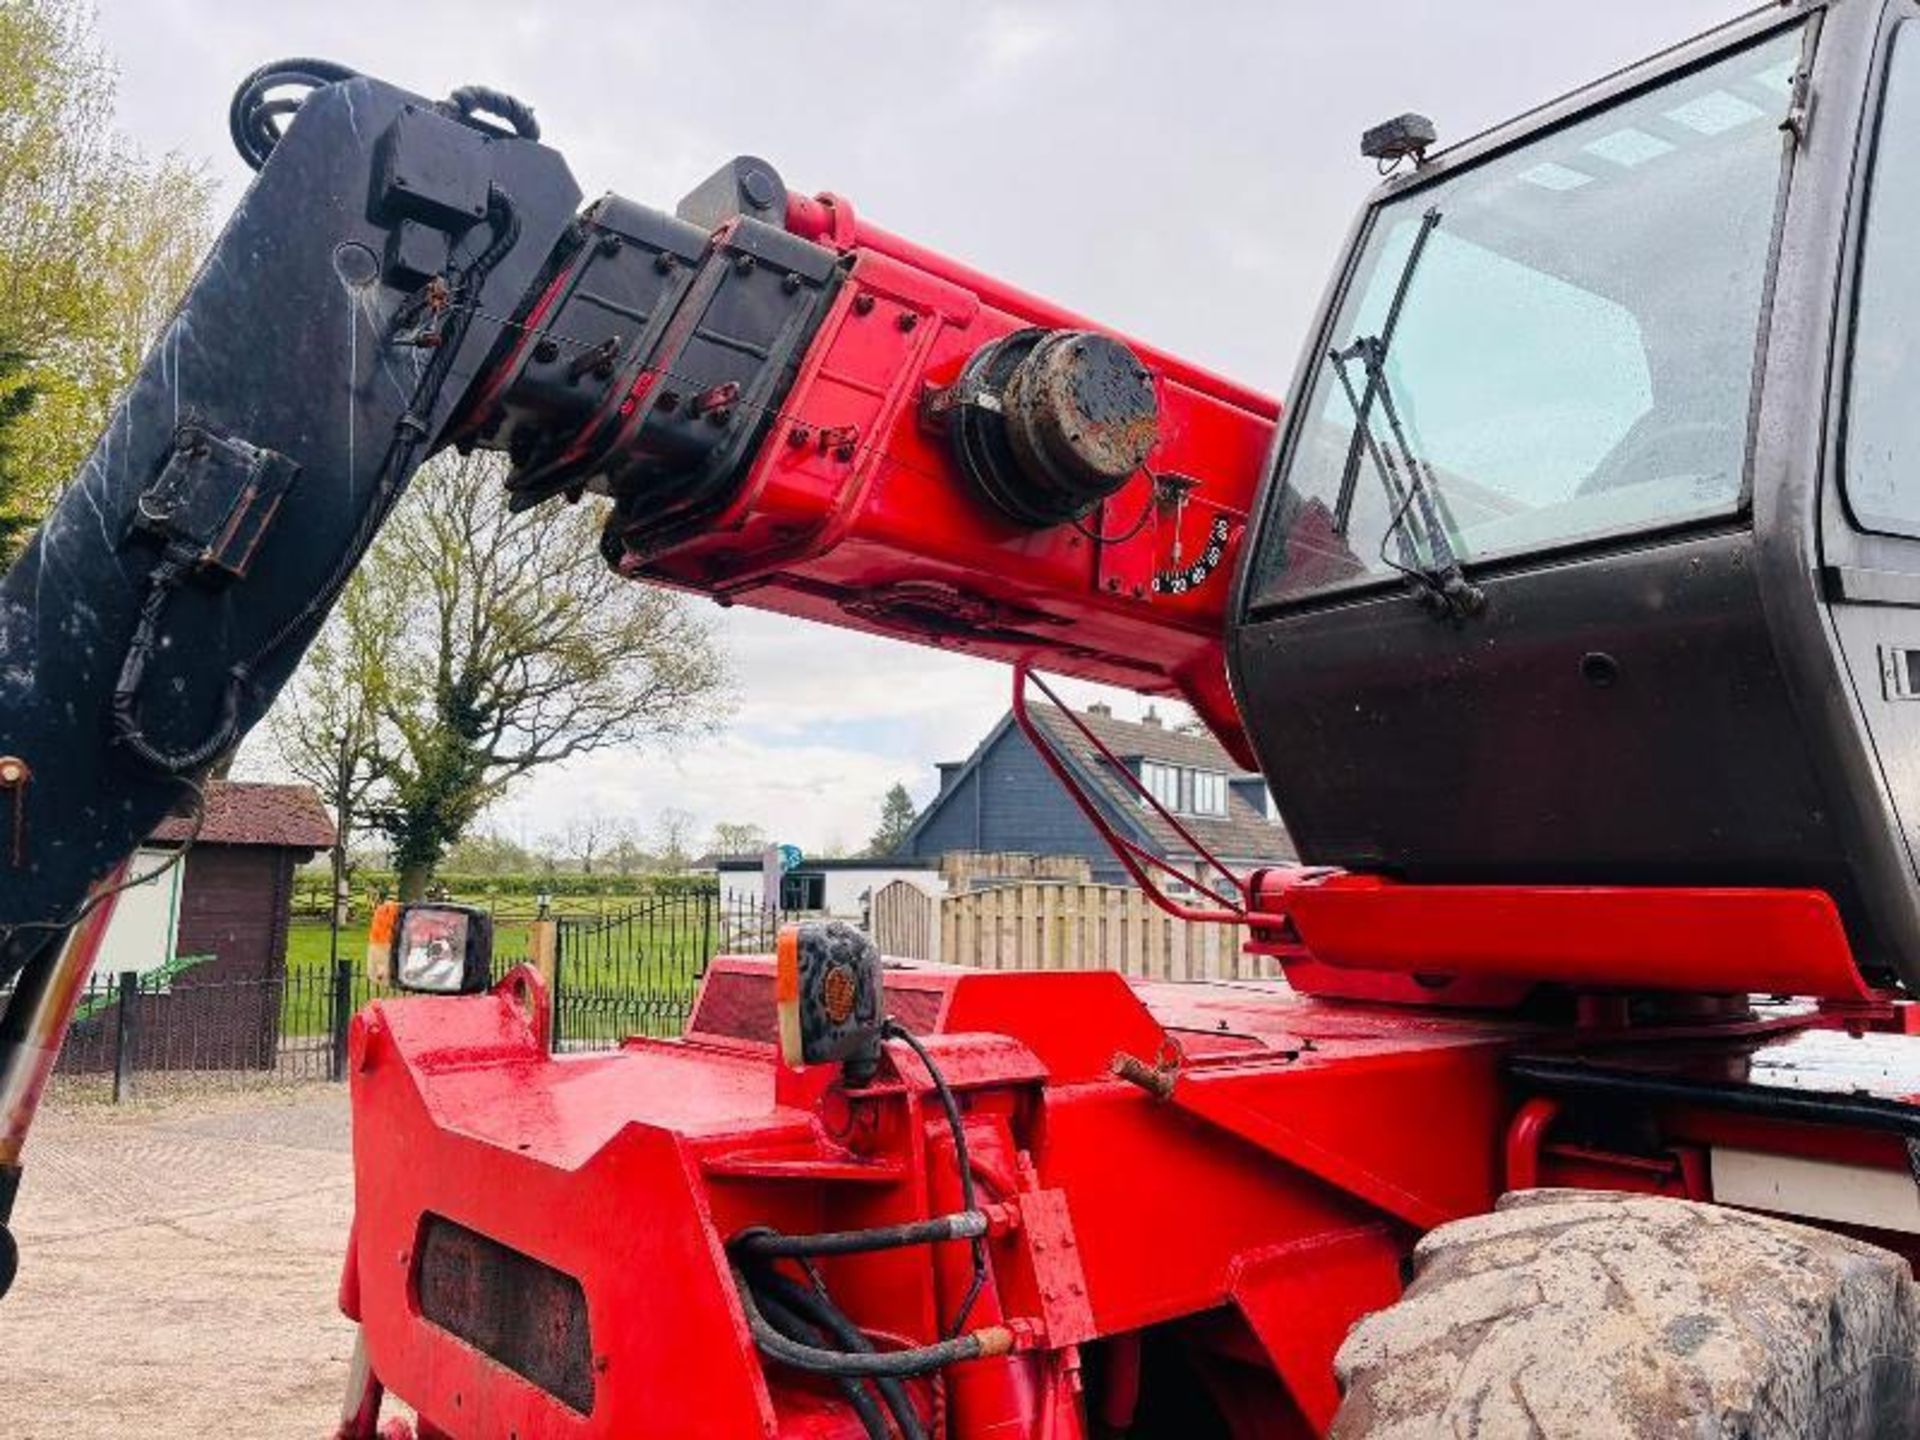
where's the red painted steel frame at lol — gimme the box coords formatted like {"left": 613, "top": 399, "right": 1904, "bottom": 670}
{"left": 344, "top": 958, "right": 1920, "bottom": 1439}
{"left": 620, "top": 188, "right": 1279, "bottom": 768}
{"left": 346, "top": 961, "right": 1519, "bottom": 1438}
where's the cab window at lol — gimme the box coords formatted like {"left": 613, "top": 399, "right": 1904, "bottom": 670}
{"left": 1845, "top": 24, "right": 1920, "bottom": 538}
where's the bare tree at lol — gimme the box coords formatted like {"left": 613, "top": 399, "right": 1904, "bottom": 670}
{"left": 558, "top": 812, "right": 615, "bottom": 875}
{"left": 273, "top": 450, "right": 732, "bottom": 898}
{"left": 605, "top": 818, "right": 647, "bottom": 878}
{"left": 654, "top": 807, "right": 696, "bottom": 871}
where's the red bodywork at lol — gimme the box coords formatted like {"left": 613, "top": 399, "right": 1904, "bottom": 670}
{"left": 613, "top": 189, "right": 1277, "bottom": 767}
{"left": 343, "top": 190, "right": 1920, "bottom": 1438}
{"left": 345, "top": 955, "right": 1920, "bottom": 1438}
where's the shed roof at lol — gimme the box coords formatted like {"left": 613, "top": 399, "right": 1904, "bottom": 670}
{"left": 151, "top": 781, "right": 336, "bottom": 851}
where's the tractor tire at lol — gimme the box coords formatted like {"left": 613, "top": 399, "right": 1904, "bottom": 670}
{"left": 1329, "top": 1188, "right": 1920, "bottom": 1439}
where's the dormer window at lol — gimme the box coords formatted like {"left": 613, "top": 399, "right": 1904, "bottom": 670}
{"left": 1140, "top": 761, "right": 1229, "bottom": 818}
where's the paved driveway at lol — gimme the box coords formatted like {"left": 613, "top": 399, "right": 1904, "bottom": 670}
{"left": 3, "top": 1085, "right": 361, "bottom": 1438}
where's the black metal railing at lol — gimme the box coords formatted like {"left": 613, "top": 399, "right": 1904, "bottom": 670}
{"left": 36, "top": 893, "right": 794, "bottom": 1095}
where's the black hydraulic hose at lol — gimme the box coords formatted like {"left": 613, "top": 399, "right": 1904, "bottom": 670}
{"left": 732, "top": 1265, "right": 1008, "bottom": 1380}
{"left": 757, "top": 1269, "right": 928, "bottom": 1440}
{"left": 756, "top": 1288, "right": 890, "bottom": 1440}
{"left": 883, "top": 1020, "right": 990, "bottom": 1338}
{"left": 734, "top": 1211, "right": 990, "bottom": 1260}
{"left": 228, "top": 58, "right": 360, "bottom": 170}
{"left": 443, "top": 84, "right": 540, "bottom": 141}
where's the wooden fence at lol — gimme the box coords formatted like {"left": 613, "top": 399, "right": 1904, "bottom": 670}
{"left": 870, "top": 879, "right": 1278, "bottom": 982}
{"left": 870, "top": 880, "right": 938, "bottom": 962}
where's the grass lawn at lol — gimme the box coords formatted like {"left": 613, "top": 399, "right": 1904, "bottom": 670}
{"left": 279, "top": 911, "right": 705, "bottom": 1041}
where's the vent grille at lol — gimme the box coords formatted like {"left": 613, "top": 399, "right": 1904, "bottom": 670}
{"left": 416, "top": 1214, "right": 594, "bottom": 1415}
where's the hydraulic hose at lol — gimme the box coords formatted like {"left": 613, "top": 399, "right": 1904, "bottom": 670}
{"left": 732, "top": 1211, "right": 989, "bottom": 1260}
{"left": 755, "top": 1288, "right": 890, "bottom": 1440}
{"left": 755, "top": 1268, "right": 928, "bottom": 1440}
{"left": 732, "top": 1264, "right": 1012, "bottom": 1379}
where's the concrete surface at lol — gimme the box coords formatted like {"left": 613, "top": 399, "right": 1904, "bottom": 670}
{"left": 3, "top": 1084, "right": 362, "bottom": 1438}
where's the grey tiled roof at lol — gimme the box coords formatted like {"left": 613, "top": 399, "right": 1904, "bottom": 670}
{"left": 1025, "top": 703, "right": 1296, "bottom": 865}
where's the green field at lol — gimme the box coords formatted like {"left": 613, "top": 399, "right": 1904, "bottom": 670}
{"left": 280, "top": 905, "right": 714, "bottom": 1042}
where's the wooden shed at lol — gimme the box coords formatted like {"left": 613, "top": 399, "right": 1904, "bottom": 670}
{"left": 68, "top": 781, "right": 335, "bottom": 1074}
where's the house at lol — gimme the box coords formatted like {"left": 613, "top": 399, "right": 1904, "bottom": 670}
{"left": 73, "top": 781, "right": 335, "bottom": 1073}
{"left": 899, "top": 701, "right": 1294, "bottom": 884}
{"left": 713, "top": 854, "right": 943, "bottom": 919}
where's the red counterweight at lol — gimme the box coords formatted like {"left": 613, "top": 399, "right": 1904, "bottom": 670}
{"left": 460, "top": 176, "right": 1277, "bottom": 763}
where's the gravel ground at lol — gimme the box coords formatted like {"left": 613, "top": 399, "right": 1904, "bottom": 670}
{"left": 3, "top": 1083, "right": 362, "bottom": 1438}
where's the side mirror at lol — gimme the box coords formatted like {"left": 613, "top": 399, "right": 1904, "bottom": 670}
{"left": 391, "top": 902, "right": 494, "bottom": 995}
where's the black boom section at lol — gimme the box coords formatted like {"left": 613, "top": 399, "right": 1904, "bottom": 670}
{"left": 0, "top": 75, "right": 579, "bottom": 971}
{"left": 454, "top": 165, "right": 841, "bottom": 564}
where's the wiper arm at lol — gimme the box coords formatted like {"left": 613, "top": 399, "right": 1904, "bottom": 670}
{"left": 1332, "top": 207, "right": 1442, "bottom": 536}
{"left": 1332, "top": 336, "right": 1485, "bottom": 619}
{"left": 1326, "top": 207, "right": 1484, "bottom": 620}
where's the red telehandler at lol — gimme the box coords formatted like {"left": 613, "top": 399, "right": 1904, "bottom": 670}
{"left": 9, "top": 1, "right": 1920, "bottom": 1433}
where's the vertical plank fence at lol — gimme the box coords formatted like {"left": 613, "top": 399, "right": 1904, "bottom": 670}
{"left": 871, "top": 880, "right": 939, "bottom": 960}
{"left": 934, "top": 882, "right": 1277, "bottom": 981}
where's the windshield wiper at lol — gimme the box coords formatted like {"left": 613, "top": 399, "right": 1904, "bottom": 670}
{"left": 1327, "top": 207, "right": 1484, "bottom": 619}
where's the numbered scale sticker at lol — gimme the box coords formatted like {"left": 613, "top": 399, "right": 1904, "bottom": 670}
{"left": 1152, "top": 516, "right": 1234, "bottom": 596}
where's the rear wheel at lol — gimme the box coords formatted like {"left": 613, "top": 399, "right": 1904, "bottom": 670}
{"left": 1331, "top": 1188, "right": 1920, "bottom": 1438}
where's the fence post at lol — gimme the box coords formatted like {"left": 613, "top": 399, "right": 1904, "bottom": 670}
{"left": 329, "top": 959, "right": 353, "bottom": 1082}
{"left": 550, "top": 921, "right": 565, "bottom": 1052}
{"left": 699, "top": 889, "right": 715, "bottom": 977}
{"left": 112, "top": 970, "right": 138, "bottom": 1104}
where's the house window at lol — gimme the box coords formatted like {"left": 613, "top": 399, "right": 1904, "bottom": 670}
{"left": 1138, "top": 763, "right": 1229, "bottom": 818}
{"left": 780, "top": 872, "right": 826, "bottom": 911}
{"left": 1190, "top": 771, "right": 1227, "bottom": 818}
{"left": 1142, "top": 761, "right": 1181, "bottom": 811}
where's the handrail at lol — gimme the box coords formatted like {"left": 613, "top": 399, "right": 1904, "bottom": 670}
{"left": 1009, "top": 665, "right": 1287, "bottom": 927}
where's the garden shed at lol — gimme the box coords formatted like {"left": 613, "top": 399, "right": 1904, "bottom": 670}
{"left": 71, "top": 781, "right": 335, "bottom": 1073}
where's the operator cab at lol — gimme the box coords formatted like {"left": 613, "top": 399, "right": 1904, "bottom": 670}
{"left": 1232, "top": 0, "right": 1920, "bottom": 990}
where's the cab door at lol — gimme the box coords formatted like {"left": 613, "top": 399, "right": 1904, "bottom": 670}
{"left": 1821, "top": 15, "right": 1920, "bottom": 891}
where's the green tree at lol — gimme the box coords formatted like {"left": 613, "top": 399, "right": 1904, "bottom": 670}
{"left": 0, "top": 343, "right": 42, "bottom": 559}
{"left": 867, "top": 783, "right": 918, "bottom": 857}
{"left": 442, "top": 828, "right": 536, "bottom": 877}
{"left": 0, "top": 0, "right": 215, "bottom": 550}
{"left": 709, "top": 821, "right": 767, "bottom": 859}
{"left": 276, "top": 450, "right": 732, "bottom": 899}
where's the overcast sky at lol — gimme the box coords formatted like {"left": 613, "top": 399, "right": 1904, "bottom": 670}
{"left": 96, "top": 0, "right": 1748, "bottom": 856}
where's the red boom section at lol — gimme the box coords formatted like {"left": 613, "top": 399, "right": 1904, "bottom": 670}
{"left": 615, "top": 191, "right": 1277, "bottom": 764}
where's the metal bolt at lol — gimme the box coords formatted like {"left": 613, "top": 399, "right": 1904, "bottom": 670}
{"left": 897, "top": 311, "right": 918, "bottom": 332}
{"left": 787, "top": 425, "right": 811, "bottom": 447}
{"left": 782, "top": 272, "right": 802, "bottom": 294}
{"left": 597, "top": 234, "right": 623, "bottom": 257}
{"left": 654, "top": 252, "right": 677, "bottom": 274}
{"left": 734, "top": 253, "right": 756, "bottom": 275}
{"left": 533, "top": 339, "right": 559, "bottom": 364}
{"left": 853, "top": 293, "right": 876, "bottom": 316}
{"left": 657, "top": 391, "right": 680, "bottom": 413}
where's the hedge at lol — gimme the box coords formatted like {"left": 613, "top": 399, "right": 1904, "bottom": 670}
{"left": 305, "top": 870, "right": 720, "bottom": 901}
